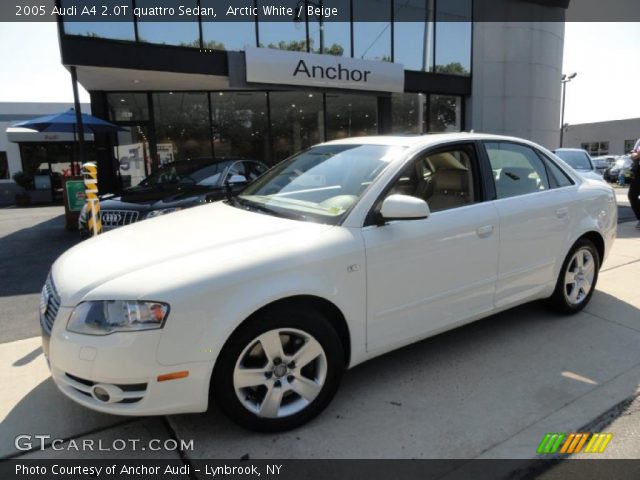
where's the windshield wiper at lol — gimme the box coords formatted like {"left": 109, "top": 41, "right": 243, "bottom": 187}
{"left": 233, "top": 197, "right": 307, "bottom": 221}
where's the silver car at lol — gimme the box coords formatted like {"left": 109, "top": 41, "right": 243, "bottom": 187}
{"left": 553, "top": 148, "right": 604, "bottom": 182}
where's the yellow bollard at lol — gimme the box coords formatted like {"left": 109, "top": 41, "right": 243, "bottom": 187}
{"left": 82, "top": 162, "right": 102, "bottom": 236}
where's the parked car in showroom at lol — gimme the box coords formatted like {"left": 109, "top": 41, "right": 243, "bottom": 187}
{"left": 603, "top": 156, "right": 633, "bottom": 184}
{"left": 42, "top": 133, "right": 616, "bottom": 431}
{"left": 79, "top": 157, "right": 268, "bottom": 235}
{"left": 552, "top": 148, "right": 603, "bottom": 181}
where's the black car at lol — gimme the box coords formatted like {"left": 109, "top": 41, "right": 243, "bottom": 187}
{"left": 79, "top": 157, "right": 268, "bottom": 235}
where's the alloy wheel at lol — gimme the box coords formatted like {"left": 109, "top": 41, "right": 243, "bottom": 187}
{"left": 233, "top": 328, "right": 328, "bottom": 418}
{"left": 563, "top": 247, "right": 596, "bottom": 305}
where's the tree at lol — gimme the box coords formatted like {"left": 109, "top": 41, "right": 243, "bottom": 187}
{"left": 429, "top": 95, "right": 459, "bottom": 132}
{"left": 433, "top": 62, "right": 470, "bottom": 76}
{"left": 322, "top": 43, "right": 345, "bottom": 56}
{"left": 260, "top": 39, "right": 345, "bottom": 56}
{"left": 179, "top": 39, "right": 226, "bottom": 50}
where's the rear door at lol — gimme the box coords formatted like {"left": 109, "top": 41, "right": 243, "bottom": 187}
{"left": 481, "top": 141, "right": 571, "bottom": 308}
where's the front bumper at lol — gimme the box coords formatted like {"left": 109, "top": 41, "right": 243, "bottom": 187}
{"left": 45, "top": 307, "right": 211, "bottom": 416}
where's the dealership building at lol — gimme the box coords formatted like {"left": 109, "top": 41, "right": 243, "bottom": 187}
{"left": 562, "top": 118, "right": 640, "bottom": 157}
{"left": 54, "top": 0, "right": 569, "bottom": 193}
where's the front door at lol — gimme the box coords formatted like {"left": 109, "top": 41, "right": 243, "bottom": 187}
{"left": 363, "top": 143, "right": 500, "bottom": 353}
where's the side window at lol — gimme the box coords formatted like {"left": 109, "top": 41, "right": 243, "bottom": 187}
{"left": 485, "top": 142, "right": 550, "bottom": 199}
{"left": 244, "top": 162, "right": 267, "bottom": 181}
{"left": 539, "top": 154, "right": 574, "bottom": 188}
{"left": 225, "top": 161, "right": 247, "bottom": 182}
{"left": 386, "top": 144, "right": 477, "bottom": 213}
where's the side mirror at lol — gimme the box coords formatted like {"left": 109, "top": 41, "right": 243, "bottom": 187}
{"left": 379, "top": 194, "right": 430, "bottom": 222}
{"left": 228, "top": 174, "right": 247, "bottom": 185}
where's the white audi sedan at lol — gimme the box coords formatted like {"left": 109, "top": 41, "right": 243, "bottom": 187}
{"left": 41, "top": 134, "right": 617, "bottom": 431}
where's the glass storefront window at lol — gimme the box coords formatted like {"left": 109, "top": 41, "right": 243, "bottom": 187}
{"left": 202, "top": 22, "right": 256, "bottom": 51}
{"left": 325, "top": 94, "right": 378, "bottom": 140}
{"left": 428, "top": 94, "right": 462, "bottom": 132}
{"left": 115, "top": 126, "right": 152, "bottom": 188}
{"left": 314, "top": 21, "right": 351, "bottom": 56}
{"left": 394, "top": 0, "right": 434, "bottom": 70}
{"left": 308, "top": 0, "right": 350, "bottom": 56}
{"left": 257, "top": 0, "right": 308, "bottom": 51}
{"left": 136, "top": 0, "right": 199, "bottom": 47}
{"left": 153, "top": 92, "right": 212, "bottom": 165}
{"left": 433, "top": 0, "right": 472, "bottom": 75}
{"left": 353, "top": 0, "right": 392, "bottom": 61}
{"left": 201, "top": 0, "right": 256, "bottom": 51}
{"left": 107, "top": 93, "right": 149, "bottom": 122}
{"left": 269, "top": 92, "right": 324, "bottom": 162}
{"left": 391, "top": 93, "right": 426, "bottom": 134}
{"left": 61, "top": 0, "right": 135, "bottom": 41}
{"left": 210, "top": 92, "right": 269, "bottom": 162}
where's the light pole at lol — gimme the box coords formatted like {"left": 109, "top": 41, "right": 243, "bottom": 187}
{"left": 560, "top": 72, "right": 577, "bottom": 147}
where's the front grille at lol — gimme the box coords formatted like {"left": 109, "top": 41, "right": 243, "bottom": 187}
{"left": 100, "top": 209, "right": 140, "bottom": 228}
{"left": 40, "top": 274, "right": 61, "bottom": 335}
{"left": 64, "top": 373, "right": 147, "bottom": 404}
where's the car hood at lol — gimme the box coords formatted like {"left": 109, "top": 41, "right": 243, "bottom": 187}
{"left": 100, "top": 184, "right": 216, "bottom": 209}
{"left": 52, "top": 202, "right": 333, "bottom": 305}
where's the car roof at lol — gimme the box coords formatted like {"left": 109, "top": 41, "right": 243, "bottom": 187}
{"left": 553, "top": 148, "right": 588, "bottom": 153}
{"left": 322, "top": 132, "right": 541, "bottom": 149}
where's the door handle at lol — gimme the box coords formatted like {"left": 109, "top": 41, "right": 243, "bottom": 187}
{"left": 476, "top": 225, "right": 495, "bottom": 238}
{"left": 556, "top": 207, "right": 569, "bottom": 218}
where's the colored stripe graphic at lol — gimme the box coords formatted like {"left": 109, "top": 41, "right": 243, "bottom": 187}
{"left": 537, "top": 433, "right": 565, "bottom": 454}
{"left": 560, "top": 433, "right": 589, "bottom": 454}
{"left": 538, "top": 433, "right": 613, "bottom": 455}
{"left": 584, "top": 433, "right": 613, "bottom": 453}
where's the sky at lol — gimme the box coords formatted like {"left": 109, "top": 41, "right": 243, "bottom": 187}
{"left": 562, "top": 22, "right": 639, "bottom": 125}
{"left": 0, "top": 21, "right": 638, "bottom": 125}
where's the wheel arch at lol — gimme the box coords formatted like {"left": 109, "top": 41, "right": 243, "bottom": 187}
{"left": 576, "top": 231, "right": 605, "bottom": 266}
{"left": 218, "top": 294, "right": 352, "bottom": 368}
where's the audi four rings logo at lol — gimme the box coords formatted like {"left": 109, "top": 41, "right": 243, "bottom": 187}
{"left": 102, "top": 213, "right": 122, "bottom": 223}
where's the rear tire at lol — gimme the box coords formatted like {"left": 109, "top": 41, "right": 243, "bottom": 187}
{"left": 212, "top": 305, "right": 344, "bottom": 432}
{"left": 547, "top": 239, "right": 600, "bottom": 314}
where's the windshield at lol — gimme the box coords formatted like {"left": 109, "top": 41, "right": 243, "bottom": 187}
{"left": 139, "top": 160, "right": 232, "bottom": 187}
{"left": 555, "top": 151, "right": 592, "bottom": 170}
{"left": 236, "top": 144, "right": 405, "bottom": 224}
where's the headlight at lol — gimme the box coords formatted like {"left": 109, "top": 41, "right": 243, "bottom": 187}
{"left": 66, "top": 300, "right": 169, "bottom": 335}
{"left": 145, "top": 208, "right": 181, "bottom": 219}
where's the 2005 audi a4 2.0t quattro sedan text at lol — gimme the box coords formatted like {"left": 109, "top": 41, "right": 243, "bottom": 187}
{"left": 41, "top": 134, "right": 617, "bottom": 431}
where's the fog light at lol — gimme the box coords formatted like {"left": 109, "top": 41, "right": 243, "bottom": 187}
{"left": 92, "top": 385, "right": 110, "bottom": 403}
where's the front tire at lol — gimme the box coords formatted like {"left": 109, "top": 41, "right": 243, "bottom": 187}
{"left": 212, "top": 305, "right": 345, "bottom": 432}
{"left": 547, "top": 239, "right": 600, "bottom": 314}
